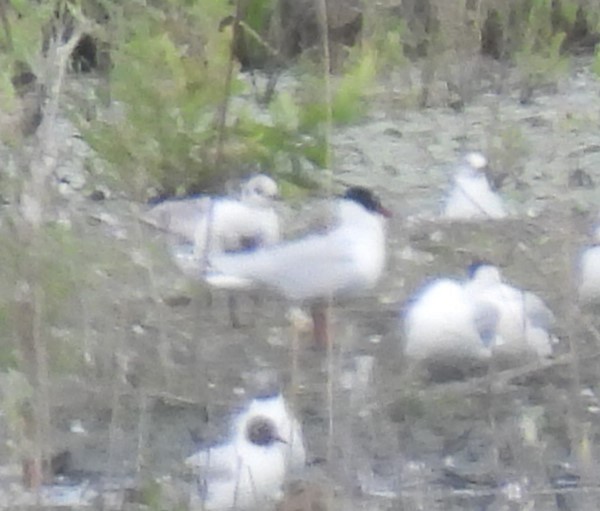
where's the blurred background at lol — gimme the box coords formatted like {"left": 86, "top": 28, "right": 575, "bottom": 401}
{"left": 1, "top": 0, "right": 600, "bottom": 509}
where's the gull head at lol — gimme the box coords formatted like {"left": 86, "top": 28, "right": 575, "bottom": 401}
{"left": 464, "top": 152, "right": 488, "bottom": 171}
{"left": 245, "top": 417, "right": 286, "bottom": 447}
{"left": 242, "top": 174, "right": 279, "bottom": 207}
{"left": 343, "top": 186, "right": 391, "bottom": 217}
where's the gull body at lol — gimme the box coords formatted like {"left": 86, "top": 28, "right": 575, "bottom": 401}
{"left": 403, "top": 278, "right": 498, "bottom": 364}
{"left": 186, "top": 394, "right": 305, "bottom": 510}
{"left": 464, "top": 264, "right": 555, "bottom": 358}
{"left": 578, "top": 226, "right": 600, "bottom": 304}
{"left": 442, "top": 152, "right": 508, "bottom": 220}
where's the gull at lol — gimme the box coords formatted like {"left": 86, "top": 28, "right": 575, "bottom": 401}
{"left": 141, "top": 174, "right": 280, "bottom": 325}
{"left": 464, "top": 263, "right": 555, "bottom": 359}
{"left": 230, "top": 394, "right": 306, "bottom": 472}
{"left": 141, "top": 173, "right": 280, "bottom": 273}
{"left": 442, "top": 152, "right": 508, "bottom": 220}
{"left": 204, "top": 187, "right": 391, "bottom": 347}
{"left": 402, "top": 278, "right": 498, "bottom": 372}
{"left": 577, "top": 225, "right": 600, "bottom": 304}
{"left": 185, "top": 394, "right": 305, "bottom": 510}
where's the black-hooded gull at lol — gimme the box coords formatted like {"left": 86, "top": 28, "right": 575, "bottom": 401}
{"left": 185, "top": 394, "right": 305, "bottom": 510}
{"left": 205, "top": 187, "right": 391, "bottom": 347}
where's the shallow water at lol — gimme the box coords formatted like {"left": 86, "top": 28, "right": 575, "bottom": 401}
{"left": 3, "top": 59, "right": 600, "bottom": 510}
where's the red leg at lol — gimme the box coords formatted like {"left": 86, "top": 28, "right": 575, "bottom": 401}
{"left": 310, "top": 302, "right": 331, "bottom": 349}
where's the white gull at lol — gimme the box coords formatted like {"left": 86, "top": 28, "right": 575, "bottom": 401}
{"left": 185, "top": 394, "right": 305, "bottom": 510}
{"left": 442, "top": 152, "right": 508, "bottom": 220}
{"left": 403, "top": 263, "right": 556, "bottom": 374}
{"left": 402, "top": 277, "right": 499, "bottom": 365}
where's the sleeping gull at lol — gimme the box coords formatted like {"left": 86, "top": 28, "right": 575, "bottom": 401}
{"left": 185, "top": 394, "right": 305, "bottom": 510}
{"left": 204, "top": 186, "right": 391, "bottom": 347}
{"left": 442, "top": 152, "right": 508, "bottom": 220}
{"left": 464, "top": 263, "right": 555, "bottom": 359}
{"left": 402, "top": 277, "right": 500, "bottom": 379}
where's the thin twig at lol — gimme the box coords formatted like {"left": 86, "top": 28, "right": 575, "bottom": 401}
{"left": 213, "top": 0, "right": 241, "bottom": 174}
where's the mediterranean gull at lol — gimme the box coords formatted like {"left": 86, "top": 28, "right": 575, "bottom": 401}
{"left": 185, "top": 394, "right": 305, "bottom": 509}
{"left": 205, "top": 186, "right": 391, "bottom": 347}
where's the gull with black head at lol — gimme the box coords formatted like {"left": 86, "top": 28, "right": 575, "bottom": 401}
{"left": 205, "top": 186, "right": 391, "bottom": 347}
{"left": 185, "top": 394, "right": 305, "bottom": 510}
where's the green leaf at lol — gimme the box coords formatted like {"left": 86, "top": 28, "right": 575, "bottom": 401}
{"left": 270, "top": 91, "right": 300, "bottom": 131}
{"left": 332, "top": 47, "right": 376, "bottom": 124}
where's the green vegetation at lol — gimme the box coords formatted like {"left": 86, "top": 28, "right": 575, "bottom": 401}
{"left": 4, "top": 0, "right": 595, "bottom": 200}
{"left": 81, "top": 0, "right": 381, "bottom": 199}
{"left": 513, "top": 0, "right": 570, "bottom": 100}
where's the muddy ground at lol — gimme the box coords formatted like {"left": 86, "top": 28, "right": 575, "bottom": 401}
{"left": 2, "top": 57, "right": 600, "bottom": 509}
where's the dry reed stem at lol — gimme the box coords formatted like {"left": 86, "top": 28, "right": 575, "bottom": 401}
{"left": 314, "top": 0, "right": 336, "bottom": 475}
{"left": 11, "top": 15, "right": 88, "bottom": 490}
{"left": 213, "top": 0, "right": 242, "bottom": 175}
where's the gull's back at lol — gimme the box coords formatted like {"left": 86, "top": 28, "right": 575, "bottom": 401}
{"left": 141, "top": 196, "right": 210, "bottom": 242}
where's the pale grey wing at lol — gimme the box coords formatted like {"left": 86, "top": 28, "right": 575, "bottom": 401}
{"left": 523, "top": 291, "right": 555, "bottom": 329}
{"left": 472, "top": 299, "right": 500, "bottom": 347}
{"left": 141, "top": 197, "right": 211, "bottom": 241}
{"left": 210, "top": 229, "right": 358, "bottom": 301}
